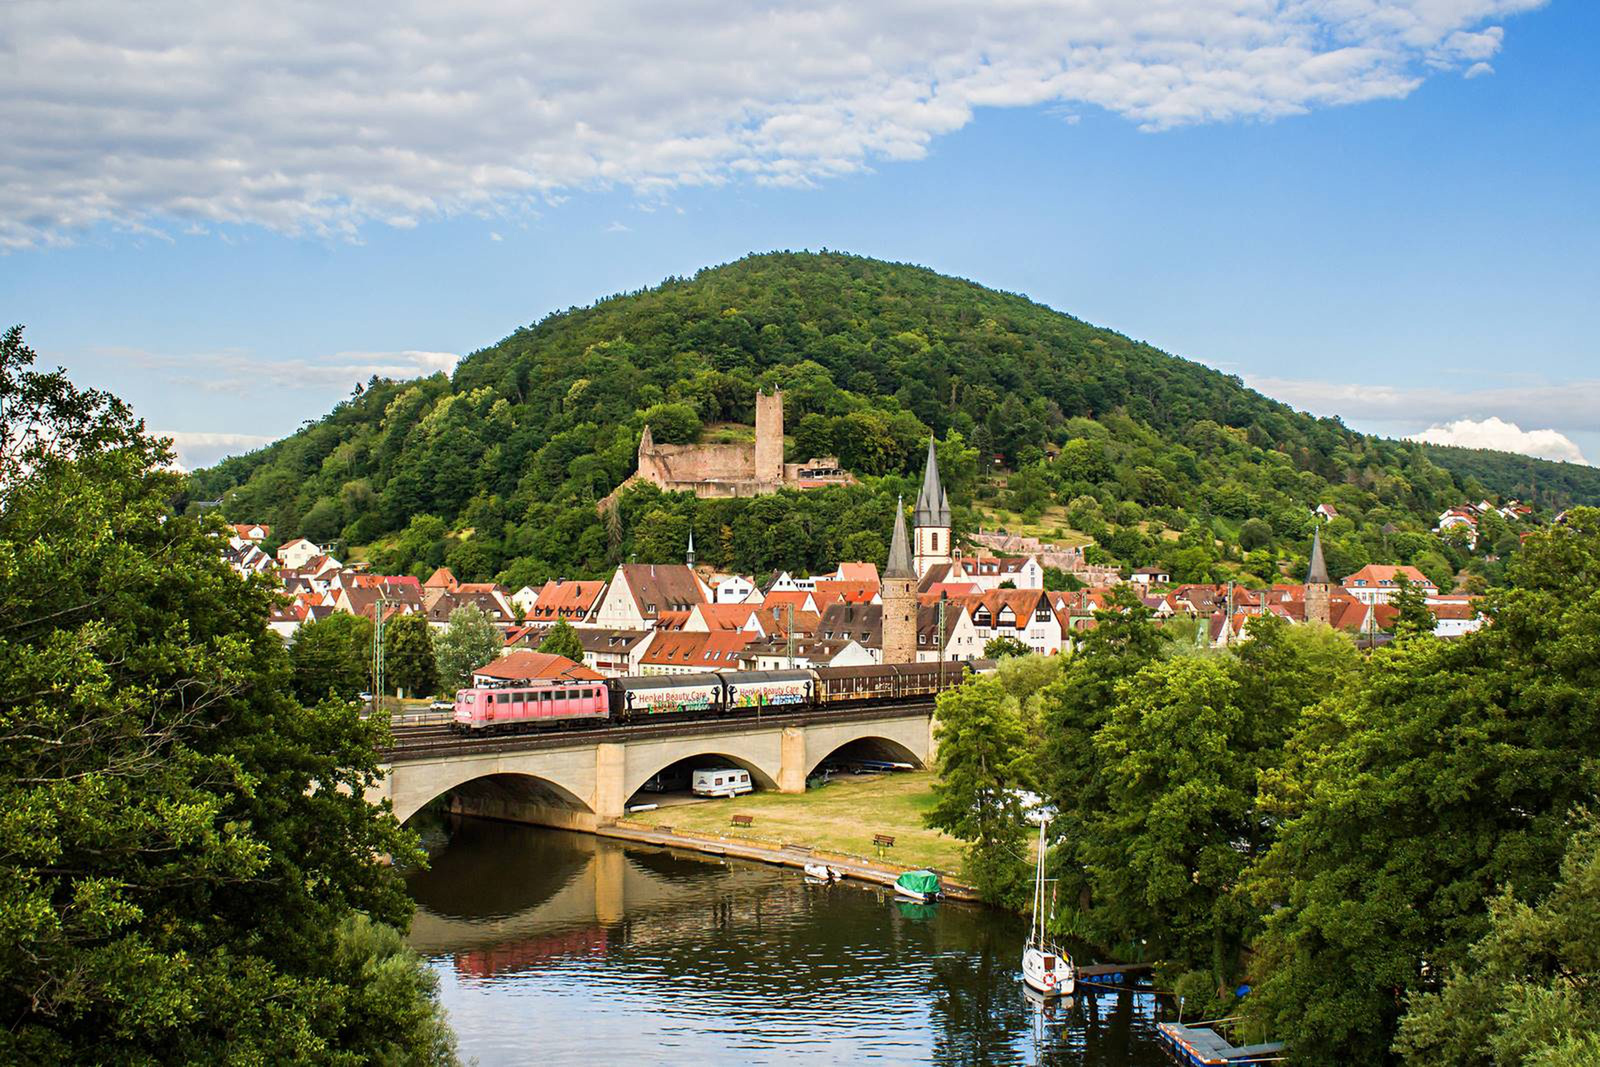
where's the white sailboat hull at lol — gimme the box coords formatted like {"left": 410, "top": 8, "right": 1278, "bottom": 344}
{"left": 1022, "top": 946, "right": 1074, "bottom": 997}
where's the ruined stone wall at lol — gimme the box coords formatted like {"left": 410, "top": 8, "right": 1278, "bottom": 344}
{"left": 637, "top": 442, "right": 755, "bottom": 487}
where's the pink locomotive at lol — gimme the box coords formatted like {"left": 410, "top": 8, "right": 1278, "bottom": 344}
{"left": 452, "top": 680, "right": 609, "bottom": 732}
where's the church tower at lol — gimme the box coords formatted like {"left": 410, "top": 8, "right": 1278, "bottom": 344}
{"left": 1305, "top": 526, "right": 1332, "bottom": 626}
{"left": 881, "top": 496, "right": 918, "bottom": 664}
{"left": 913, "top": 435, "right": 952, "bottom": 579}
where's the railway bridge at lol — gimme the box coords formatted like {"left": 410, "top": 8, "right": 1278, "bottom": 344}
{"left": 371, "top": 704, "right": 939, "bottom": 831}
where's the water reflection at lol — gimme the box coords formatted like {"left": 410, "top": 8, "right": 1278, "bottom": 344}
{"left": 408, "top": 819, "right": 1171, "bottom": 1066}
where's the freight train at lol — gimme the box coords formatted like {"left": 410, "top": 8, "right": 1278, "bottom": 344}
{"left": 450, "top": 660, "right": 990, "bottom": 733}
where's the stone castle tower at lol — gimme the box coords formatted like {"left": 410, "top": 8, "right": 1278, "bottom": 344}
{"left": 881, "top": 496, "right": 918, "bottom": 664}
{"left": 754, "top": 389, "right": 784, "bottom": 485}
{"left": 913, "top": 435, "right": 952, "bottom": 578}
{"left": 1305, "top": 526, "right": 1332, "bottom": 626}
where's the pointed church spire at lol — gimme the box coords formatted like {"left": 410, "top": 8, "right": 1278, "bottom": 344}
{"left": 885, "top": 495, "right": 914, "bottom": 579}
{"left": 914, "top": 435, "right": 952, "bottom": 528}
{"left": 1306, "top": 525, "right": 1330, "bottom": 585}
{"left": 686, "top": 527, "right": 695, "bottom": 566}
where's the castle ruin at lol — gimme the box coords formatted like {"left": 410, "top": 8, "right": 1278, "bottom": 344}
{"left": 633, "top": 389, "right": 853, "bottom": 498}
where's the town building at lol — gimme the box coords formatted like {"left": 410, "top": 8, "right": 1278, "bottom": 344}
{"left": 636, "top": 630, "right": 754, "bottom": 675}
{"left": 913, "top": 436, "right": 953, "bottom": 579}
{"left": 589, "top": 563, "right": 711, "bottom": 630}
{"left": 525, "top": 578, "right": 607, "bottom": 625}
{"left": 574, "top": 629, "right": 652, "bottom": 677}
{"left": 959, "top": 588, "right": 1069, "bottom": 656}
{"left": 1342, "top": 564, "right": 1438, "bottom": 605}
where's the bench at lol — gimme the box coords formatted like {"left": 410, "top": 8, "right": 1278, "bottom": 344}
{"left": 873, "top": 833, "right": 895, "bottom": 855}
{"left": 731, "top": 813, "right": 754, "bottom": 829}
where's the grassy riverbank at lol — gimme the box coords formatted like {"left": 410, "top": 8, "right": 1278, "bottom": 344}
{"left": 635, "top": 771, "right": 966, "bottom": 874}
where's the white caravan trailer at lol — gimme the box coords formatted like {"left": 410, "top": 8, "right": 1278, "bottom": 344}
{"left": 691, "top": 767, "right": 753, "bottom": 798}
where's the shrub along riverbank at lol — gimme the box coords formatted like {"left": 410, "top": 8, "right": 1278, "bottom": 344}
{"left": 927, "top": 511, "right": 1600, "bottom": 1066}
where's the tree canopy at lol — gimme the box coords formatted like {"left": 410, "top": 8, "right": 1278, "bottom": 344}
{"left": 0, "top": 326, "right": 454, "bottom": 1062}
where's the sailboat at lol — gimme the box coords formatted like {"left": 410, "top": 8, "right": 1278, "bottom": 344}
{"left": 1022, "top": 816, "right": 1074, "bottom": 997}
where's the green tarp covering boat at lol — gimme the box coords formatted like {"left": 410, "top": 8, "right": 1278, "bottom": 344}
{"left": 893, "top": 870, "right": 941, "bottom": 902}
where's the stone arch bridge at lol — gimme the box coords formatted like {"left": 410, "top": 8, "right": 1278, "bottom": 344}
{"left": 370, "top": 707, "right": 939, "bottom": 832}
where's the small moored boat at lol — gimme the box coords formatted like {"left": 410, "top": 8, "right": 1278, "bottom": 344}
{"left": 803, "top": 862, "right": 839, "bottom": 882}
{"left": 1022, "top": 816, "right": 1074, "bottom": 997}
{"left": 893, "top": 869, "right": 941, "bottom": 903}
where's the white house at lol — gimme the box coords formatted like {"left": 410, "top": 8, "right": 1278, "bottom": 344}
{"left": 1130, "top": 566, "right": 1171, "bottom": 586}
{"left": 712, "top": 574, "right": 760, "bottom": 604}
{"left": 276, "top": 537, "right": 322, "bottom": 570}
{"left": 962, "top": 588, "right": 1068, "bottom": 656}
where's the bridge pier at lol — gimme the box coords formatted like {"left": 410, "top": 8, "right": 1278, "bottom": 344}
{"left": 594, "top": 743, "right": 627, "bottom": 821}
{"left": 778, "top": 725, "right": 808, "bottom": 794}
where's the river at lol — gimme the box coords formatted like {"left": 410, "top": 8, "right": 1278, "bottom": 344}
{"left": 407, "top": 818, "right": 1175, "bottom": 1066}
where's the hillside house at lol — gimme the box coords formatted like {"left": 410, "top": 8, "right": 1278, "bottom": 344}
{"left": 276, "top": 537, "right": 322, "bottom": 570}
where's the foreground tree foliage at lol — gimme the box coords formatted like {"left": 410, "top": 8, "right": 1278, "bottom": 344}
{"left": 1394, "top": 813, "right": 1600, "bottom": 1066}
{"left": 0, "top": 328, "right": 455, "bottom": 1062}
{"left": 926, "top": 675, "right": 1033, "bottom": 907}
{"left": 1247, "top": 509, "right": 1600, "bottom": 1064}
{"left": 933, "top": 512, "right": 1600, "bottom": 1061}
{"left": 289, "top": 611, "right": 374, "bottom": 704}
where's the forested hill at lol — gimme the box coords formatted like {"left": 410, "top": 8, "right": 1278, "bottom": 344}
{"left": 186, "top": 251, "right": 1545, "bottom": 589}
{"left": 1420, "top": 443, "right": 1600, "bottom": 508}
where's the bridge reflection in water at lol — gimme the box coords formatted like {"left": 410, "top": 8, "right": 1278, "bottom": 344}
{"left": 407, "top": 819, "right": 1172, "bottom": 1066}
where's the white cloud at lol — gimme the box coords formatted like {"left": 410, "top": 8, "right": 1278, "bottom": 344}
{"left": 1409, "top": 417, "right": 1589, "bottom": 465}
{"left": 101, "top": 344, "right": 460, "bottom": 396}
{"left": 605, "top": 221, "right": 631, "bottom": 233}
{"left": 154, "top": 430, "right": 277, "bottom": 470}
{"left": 1245, "top": 374, "right": 1600, "bottom": 437}
{"left": 0, "top": 0, "right": 1546, "bottom": 247}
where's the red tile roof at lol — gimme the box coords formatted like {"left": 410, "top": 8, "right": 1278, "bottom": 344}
{"left": 473, "top": 650, "right": 602, "bottom": 682}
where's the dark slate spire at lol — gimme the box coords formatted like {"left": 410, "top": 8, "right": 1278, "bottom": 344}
{"left": 885, "top": 496, "right": 915, "bottom": 579}
{"left": 1307, "top": 526, "right": 1330, "bottom": 585}
{"left": 913, "top": 435, "right": 952, "bottom": 529}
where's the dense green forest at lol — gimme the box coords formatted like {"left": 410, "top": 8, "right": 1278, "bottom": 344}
{"left": 185, "top": 252, "right": 1578, "bottom": 588}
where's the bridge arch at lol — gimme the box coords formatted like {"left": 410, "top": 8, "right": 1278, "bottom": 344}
{"left": 806, "top": 734, "right": 924, "bottom": 778}
{"left": 386, "top": 756, "right": 596, "bottom": 828}
{"left": 623, "top": 749, "right": 779, "bottom": 802}
{"left": 801, "top": 717, "right": 934, "bottom": 784}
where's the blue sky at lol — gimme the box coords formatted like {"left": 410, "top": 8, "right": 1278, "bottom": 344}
{"left": 3, "top": 1, "right": 1595, "bottom": 469}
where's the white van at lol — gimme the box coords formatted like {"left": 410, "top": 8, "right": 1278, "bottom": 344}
{"left": 691, "top": 767, "right": 753, "bottom": 798}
